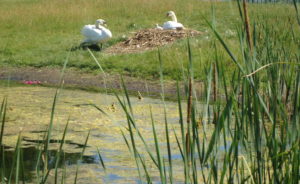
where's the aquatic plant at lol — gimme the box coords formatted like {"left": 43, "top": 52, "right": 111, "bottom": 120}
{"left": 117, "top": 0, "right": 300, "bottom": 183}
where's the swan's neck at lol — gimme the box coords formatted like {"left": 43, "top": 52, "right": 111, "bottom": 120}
{"left": 171, "top": 15, "right": 177, "bottom": 22}
{"left": 95, "top": 23, "right": 105, "bottom": 30}
{"left": 97, "top": 25, "right": 106, "bottom": 31}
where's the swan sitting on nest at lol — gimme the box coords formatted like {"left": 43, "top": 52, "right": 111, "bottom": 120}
{"left": 156, "top": 11, "right": 184, "bottom": 30}
{"left": 80, "top": 19, "right": 112, "bottom": 51}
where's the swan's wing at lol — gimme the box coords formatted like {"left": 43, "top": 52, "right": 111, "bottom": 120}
{"left": 81, "top": 25, "right": 102, "bottom": 38}
{"left": 163, "top": 21, "right": 184, "bottom": 30}
{"left": 101, "top": 27, "right": 112, "bottom": 39}
{"left": 81, "top": 25, "right": 112, "bottom": 44}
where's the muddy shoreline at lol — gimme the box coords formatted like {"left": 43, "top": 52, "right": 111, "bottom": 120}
{"left": 0, "top": 67, "right": 204, "bottom": 99}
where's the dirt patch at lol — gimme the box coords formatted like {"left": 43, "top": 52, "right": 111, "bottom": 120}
{"left": 0, "top": 67, "right": 204, "bottom": 100}
{"left": 105, "top": 28, "right": 202, "bottom": 54}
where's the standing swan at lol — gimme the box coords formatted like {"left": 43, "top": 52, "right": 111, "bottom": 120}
{"left": 80, "top": 19, "right": 112, "bottom": 51}
{"left": 162, "top": 11, "right": 184, "bottom": 30}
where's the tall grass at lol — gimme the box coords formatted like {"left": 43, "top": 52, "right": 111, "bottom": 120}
{"left": 117, "top": 1, "right": 300, "bottom": 183}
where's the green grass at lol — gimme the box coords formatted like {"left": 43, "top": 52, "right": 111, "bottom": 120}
{"left": 0, "top": 0, "right": 299, "bottom": 80}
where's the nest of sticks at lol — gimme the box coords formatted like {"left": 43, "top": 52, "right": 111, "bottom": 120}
{"left": 105, "top": 28, "right": 202, "bottom": 54}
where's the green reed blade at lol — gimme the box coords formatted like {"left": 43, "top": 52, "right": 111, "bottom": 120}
{"left": 150, "top": 106, "right": 166, "bottom": 183}
{"left": 0, "top": 98, "right": 7, "bottom": 183}
{"left": 162, "top": 158, "right": 167, "bottom": 184}
{"left": 203, "top": 63, "right": 213, "bottom": 135}
{"left": 96, "top": 148, "right": 106, "bottom": 171}
{"left": 194, "top": 123, "right": 207, "bottom": 183}
{"left": 176, "top": 82, "right": 190, "bottom": 183}
{"left": 158, "top": 48, "right": 173, "bottom": 184}
{"left": 120, "top": 76, "right": 134, "bottom": 116}
{"left": 40, "top": 169, "right": 51, "bottom": 184}
{"left": 121, "top": 130, "right": 132, "bottom": 153}
{"left": 293, "top": 0, "right": 300, "bottom": 26}
{"left": 1, "top": 148, "right": 6, "bottom": 183}
{"left": 35, "top": 129, "right": 49, "bottom": 184}
{"left": 163, "top": 103, "right": 173, "bottom": 184}
{"left": 15, "top": 133, "right": 21, "bottom": 184}
{"left": 61, "top": 160, "right": 66, "bottom": 184}
{"left": 292, "top": 71, "right": 300, "bottom": 137}
{"left": 173, "top": 128, "right": 184, "bottom": 161}
{"left": 20, "top": 145, "right": 25, "bottom": 184}
{"left": 74, "top": 130, "right": 90, "bottom": 184}
{"left": 204, "top": 97, "right": 233, "bottom": 164}
{"left": 8, "top": 132, "right": 21, "bottom": 184}
{"left": 207, "top": 13, "right": 275, "bottom": 129}
{"left": 115, "top": 93, "right": 144, "bottom": 181}
{"left": 87, "top": 48, "right": 108, "bottom": 98}
{"left": 115, "top": 93, "right": 158, "bottom": 167}
{"left": 0, "top": 97, "right": 7, "bottom": 150}
{"left": 236, "top": 0, "right": 244, "bottom": 22}
{"left": 137, "top": 152, "right": 152, "bottom": 184}
{"left": 54, "top": 120, "right": 70, "bottom": 184}
{"left": 205, "top": 18, "right": 244, "bottom": 73}
{"left": 44, "top": 52, "right": 70, "bottom": 181}
{"left": 74, "top": 104, "right": 108, "bottom": 116}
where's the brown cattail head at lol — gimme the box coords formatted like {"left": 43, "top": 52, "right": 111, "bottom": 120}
{"left": 243, "top": 0, "right": 252, "bottom": 51}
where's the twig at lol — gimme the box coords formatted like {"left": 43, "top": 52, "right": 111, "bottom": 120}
{"left": 244, "top": 62, "right": 298, "bottom": 77}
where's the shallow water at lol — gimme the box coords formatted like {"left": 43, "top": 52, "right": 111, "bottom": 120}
{"left": 0, "top": 86, "right": 196, "bottom": 183}
{"left": 0, "top": 85, "right": 222, "bottom": 183}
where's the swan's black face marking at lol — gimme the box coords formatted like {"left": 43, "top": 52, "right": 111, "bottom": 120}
{"left": 166, "top": 11, "right": 174, "bottom": 17}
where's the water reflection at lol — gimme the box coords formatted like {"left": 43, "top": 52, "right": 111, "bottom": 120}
{"left": 1, "top": 145, "right": 98, "bottom": 182}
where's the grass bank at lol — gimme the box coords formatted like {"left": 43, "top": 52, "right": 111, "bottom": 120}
{"left": 0, "top": 0, "right": 299, "bottom": 80}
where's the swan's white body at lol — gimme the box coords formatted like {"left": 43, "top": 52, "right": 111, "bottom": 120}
{"left": 81, "top": 19, "right": 112, "bottom": 45}
{"left": 162, "top": 11, "right": 184, "bottom": 30}
{"left": 155, "top": 24, "right": 163, "bottom": 30}
{"left": 163, "top": 21, "right": 183, "bottom": 30}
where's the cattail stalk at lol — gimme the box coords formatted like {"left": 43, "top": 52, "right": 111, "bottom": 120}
{"left": 243, "top": 0, "right": 252, "bottom": 51}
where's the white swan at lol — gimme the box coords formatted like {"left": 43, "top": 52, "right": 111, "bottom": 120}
{"left": 80, "top": 19, "right": 112, "bottom": 50}
{"left": 162, "top": 11, "right": 184, "bottom": 30}
{"left": 155, "top": 24, "right": 163, "bottom": 30}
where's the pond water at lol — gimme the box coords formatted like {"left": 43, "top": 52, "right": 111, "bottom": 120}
{"left": 0, "top": 86, "right": 223, "bottom": 183}
{"left": 0, "top": 86, "right": 217, "bottom": 183}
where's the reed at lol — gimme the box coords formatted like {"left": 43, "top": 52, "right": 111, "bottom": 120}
{"left": 116, "top": 0, "right": 300, "bottom": 183}
{"left": 74, "top": 130, "right": 90, "bottom": 184}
